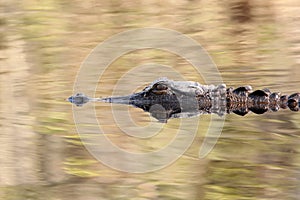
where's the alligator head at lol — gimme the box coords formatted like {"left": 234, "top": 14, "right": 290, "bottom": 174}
{"left": 68, "top": 78, "right": 223, "bottom": 122}
{"left": 101, "top": 78, "right": 222, "bottom": 122}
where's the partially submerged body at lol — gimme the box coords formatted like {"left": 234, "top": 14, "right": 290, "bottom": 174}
{"left": 68, "top": 78, "right": 300, "bottom": 122}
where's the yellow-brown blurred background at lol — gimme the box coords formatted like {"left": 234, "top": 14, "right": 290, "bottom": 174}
{"left": 1, "top": 0, "right": 300, "bottom": 199}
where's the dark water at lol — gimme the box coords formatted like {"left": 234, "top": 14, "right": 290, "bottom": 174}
{"left": 1, "top": 0, "right": 300, "bottom": 199}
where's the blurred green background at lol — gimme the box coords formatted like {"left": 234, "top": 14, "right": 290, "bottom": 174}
{"left": 1, "top": 0, "right": 300, "bottom": 199}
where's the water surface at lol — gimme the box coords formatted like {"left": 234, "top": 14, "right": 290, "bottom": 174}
{"left": 1, "top": 0, "right": 300, "bottom": 199}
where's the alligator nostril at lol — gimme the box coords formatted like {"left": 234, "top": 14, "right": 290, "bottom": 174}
{"left": 67, "top": 96, "right": 73, "bottom": 103}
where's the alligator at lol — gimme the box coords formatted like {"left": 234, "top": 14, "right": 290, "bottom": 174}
{"left": 67, "top": 78, "right": 300, "bottom": 122}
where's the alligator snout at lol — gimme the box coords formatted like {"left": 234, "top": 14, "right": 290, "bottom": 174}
{"left": 67, "top": 93, "right": 90, "bottom": 106}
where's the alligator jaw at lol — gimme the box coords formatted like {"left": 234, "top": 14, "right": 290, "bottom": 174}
{"left": 101, "top": 94, "right": 133, "bottom": 104}
{"left": 67, "top": 93, "right": 137, "bottom": 106}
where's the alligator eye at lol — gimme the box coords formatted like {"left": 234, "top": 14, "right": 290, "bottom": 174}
{"left": 155, "top": 84, "right": 168, "bottom": 90}
{"left": 151, "top": 83, "right": 168, "bottom": 95}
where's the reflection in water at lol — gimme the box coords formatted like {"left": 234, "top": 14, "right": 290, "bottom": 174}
{"left": 1, "top": 0, "right": 300, "bottom": 199}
